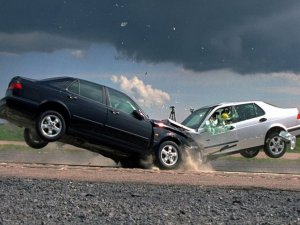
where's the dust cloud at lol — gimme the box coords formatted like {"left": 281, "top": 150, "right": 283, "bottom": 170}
{"left": 180, "top": 150, "right": 214, "bottom": 172}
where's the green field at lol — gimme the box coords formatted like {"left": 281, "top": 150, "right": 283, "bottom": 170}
{"left": 0, "top": 122, "right": 299, "bottom": 153}
{"left": 0, "top": 123, "right": 24, "bottom": 141}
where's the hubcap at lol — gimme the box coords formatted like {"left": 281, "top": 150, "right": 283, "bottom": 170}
{"left": 40, "top": 115, "right": 62, "bottom": 138}
{"left": 160, "top": 145, "right": 178, "bottom": 166}
{"left": 269, "top": 136, "right": 285, "bottom": 155}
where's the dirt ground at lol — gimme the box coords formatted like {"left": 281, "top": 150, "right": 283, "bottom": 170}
{"left": 0, "top": 141, "right": 299, "bottom": 192}
{"left": 0, "top": 163, "right": 299, "bottom": 191}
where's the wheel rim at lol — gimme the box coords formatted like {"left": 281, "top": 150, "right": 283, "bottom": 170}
{"left": 160, "top": 145, "right": 178, "bottom": 167}
{"left": 40, "top": 114, "right": 62, "bottom": 138}
{"left": 268, "top": 136, "right": 285, "bottom": 155}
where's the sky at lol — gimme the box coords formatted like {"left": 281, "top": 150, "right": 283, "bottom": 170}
{"left": 1, "top": 0, "right": 300, "bottom": 121}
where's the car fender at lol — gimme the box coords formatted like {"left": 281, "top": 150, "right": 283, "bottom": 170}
{"left": 264, "top": 123, "right": 287, "bottom": 139}
{"left": 38, "top": 99, "right": 71, "bottom": 120}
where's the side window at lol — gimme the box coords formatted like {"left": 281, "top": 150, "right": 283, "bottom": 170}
{"left": 254, "top": 104, "right": 265, "bottom": 117}
{"left": 67, "top": 80, "right": 79, "bottom": 95}
{"left": 80, "top": 81, "right": 104, "bottom": 103}
{"left": 208, "top": 106, "right": 235, "bottom": 127}
{"left": 68, "top": 80, "right": 103, "bottom": 103}
{"left": 234, "top": 103, "right": 257, "bottom": 122}
{"left": 107, "top": 88, "right": 138, "bottom": 115}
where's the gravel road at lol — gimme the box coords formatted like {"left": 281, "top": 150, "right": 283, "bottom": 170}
{"left": 0, "top": 177, "right": 299, "bottom": 225}
{"left": 0, "top": 142, "right": 300, "bottom": 224}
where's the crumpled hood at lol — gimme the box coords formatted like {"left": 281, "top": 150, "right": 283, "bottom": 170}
{"left": 151, "top": 118, "right": 197, "bottom": 136}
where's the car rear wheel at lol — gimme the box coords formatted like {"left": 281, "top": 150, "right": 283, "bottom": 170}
{"left": 24, "top": 128, "right": 48, "bottom": 149}
{"left": 156, "top": 141, "right": 182, "bottom": 170}
{"left": 264, "top": 131, "right": 287, "bottom": 158}
{"left": 36, "top": 111, "right": 66, "bottom": 142}
{"left": 240, "top": 148, "right": 260, "bottom": 158}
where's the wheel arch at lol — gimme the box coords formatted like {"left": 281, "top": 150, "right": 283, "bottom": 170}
{"left": 156, "top": 136, "right": 182, "bottom": 151}
{"left": 36, "top": 100, "right": 71, "bottom": 129}
{"left": 264, "top": 125, "right": 287, "bottom": 142}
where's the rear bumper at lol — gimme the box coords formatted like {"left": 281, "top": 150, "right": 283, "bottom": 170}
{"left": 0, "top": 97, "right": 38, "bottom": 128}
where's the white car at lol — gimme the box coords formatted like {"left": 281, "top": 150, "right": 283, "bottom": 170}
{"left": 172, "top": 101, "right": 300, "bottom": 160}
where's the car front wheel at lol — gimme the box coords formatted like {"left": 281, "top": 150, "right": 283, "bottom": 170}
{"left": 24, "top": 128, "right": 48, "bottom": 149}
{"left": 264, "top": 132, "right": 287, "bottom": 158}
{"left": 156, "top": 141, "right": 182, "bottom": 170}
{"left": 36, "top": 111, "right": 66, "bottom": 142}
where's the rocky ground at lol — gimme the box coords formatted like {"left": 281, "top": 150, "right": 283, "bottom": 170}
{"left": 0, "top": 177, "right": 299, "bottom": 225}
{"left": 0, "top": 142, "right": 299, "bottom": 224}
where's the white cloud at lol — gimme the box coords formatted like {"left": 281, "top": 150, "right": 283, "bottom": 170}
{"left": 71, "top": 50, "right": 86, "bottom": 59}
{"left": 111, "top": 75, "right": 170, "bottom": 107}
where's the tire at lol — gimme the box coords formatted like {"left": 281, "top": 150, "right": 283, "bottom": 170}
{"left": 264, "top": 131, "right": 287, "bottom": 158}
{"left": 36, "top": 110, "right": 66, "bottom": 142}
{"left": 119, "top": 157, "right": 142, "bottom": 168}
{"left": 240, "top": 148, "right": 260, "bottom": 158}
{"left": 155, "top": 141, "right": 182, "bottom": 170}
{"left": 24, "top": 128, "right": 48, "bottom": 149}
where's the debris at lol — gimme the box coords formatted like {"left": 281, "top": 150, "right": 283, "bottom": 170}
{"left": 279, "top": 131, "right": 296, "bottom": 150}
{"left": 121, "top": 22, "right": 128, "bottom": 27}
{"left": 131, "top": 193, "right": 142, "bottom": 197}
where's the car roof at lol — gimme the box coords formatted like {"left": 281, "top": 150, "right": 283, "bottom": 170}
{"left": 197, "top": 101, "right": 265, "bottom": 110}
{"left": 218, "top": 101, "right": 264, "bottom": 107}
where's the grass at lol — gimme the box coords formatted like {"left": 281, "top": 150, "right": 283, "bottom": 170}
{"left": 0, "top": 122, "right": 300, "bottom": 153}
{"left": 223, "top": 155, "right": 300, "bottom": 162}
{"left": 0, "top": 123, "right": 24, "bottom": 141}
{"left": 0, "top": 144, "right": 33, "bottom": 151}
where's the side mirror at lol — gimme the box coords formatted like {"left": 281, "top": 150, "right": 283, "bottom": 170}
{"left": 132, "top": 110, "right": 145, "bottom": 120}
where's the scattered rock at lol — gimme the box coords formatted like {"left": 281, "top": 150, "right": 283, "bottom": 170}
{"left": 0, "top": 177, "right": 299, "bottom": 224}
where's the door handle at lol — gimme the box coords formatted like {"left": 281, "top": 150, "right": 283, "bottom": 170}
{"left": 259, "top": 118, "right": 267, "bottom": 122}
{"left": 110, "top": 110, "right": 120, "bottom": 115}
{"left": 67, "top": 95, "right": 77, "bottom": 100}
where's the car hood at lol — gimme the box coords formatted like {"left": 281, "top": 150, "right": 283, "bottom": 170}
{"left": 151, "top": 119, "right": 197, "bottom": 136}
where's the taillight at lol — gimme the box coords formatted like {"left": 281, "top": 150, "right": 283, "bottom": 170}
{"left": 8, "top": 82, "right": 23, "bottom": 90}
{"left": 297, "top": 113, "right": 300, "bottom": 120}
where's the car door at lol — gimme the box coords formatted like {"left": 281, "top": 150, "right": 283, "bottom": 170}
{"left": 104, "top": 87, "right": 153, "bottom": 152}
{"left": 64, "top": 79, "right": 108, "bottom": 138}
{"left": 233, "top": 103, "right": 268, "bottom": 149}
{"left": 192, "top": 106, "right": 239, "bottom": 156}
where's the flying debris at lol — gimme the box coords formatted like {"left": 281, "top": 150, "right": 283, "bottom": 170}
{"left": 121, "top": 22, "right": 128, "bottom": 27}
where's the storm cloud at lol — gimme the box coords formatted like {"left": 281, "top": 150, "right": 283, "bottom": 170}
{"left": 1, "top": 0, "right": 300, "bottom": 73}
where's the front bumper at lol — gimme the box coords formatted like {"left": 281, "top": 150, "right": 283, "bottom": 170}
{"left": 279, "top": 131, "right": 296, "bottom": 150}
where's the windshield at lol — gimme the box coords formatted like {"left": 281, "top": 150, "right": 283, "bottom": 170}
{"left": 181, "top": 107, "right": 212, "bottom": 129}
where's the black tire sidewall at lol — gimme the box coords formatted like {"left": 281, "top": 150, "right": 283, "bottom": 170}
{"left": 36, "top": 111, "right": 66, "bottom": 142}
{"left": 156, "top": 141, "right": 182, "bottom": 170}
{"left": 264, "top": 132, "right": 286, "bottom": 158}
{"left": 24, "top": 128, "right": 48, "bottom": 149}
{"left": 240, "top": 148, "right": 260, "bottom": 158}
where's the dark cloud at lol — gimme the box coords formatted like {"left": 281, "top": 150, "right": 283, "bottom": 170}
{"left": 0, "top": 0, "right": 300, "bottom": 73}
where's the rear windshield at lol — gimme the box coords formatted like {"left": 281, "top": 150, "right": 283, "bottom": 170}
{"left": 40, "top": 77, "right": 72, "bottom": 89}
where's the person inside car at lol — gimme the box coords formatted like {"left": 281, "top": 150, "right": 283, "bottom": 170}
{"left": 221, "top": 108, "right": 232, "bottom": 125}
